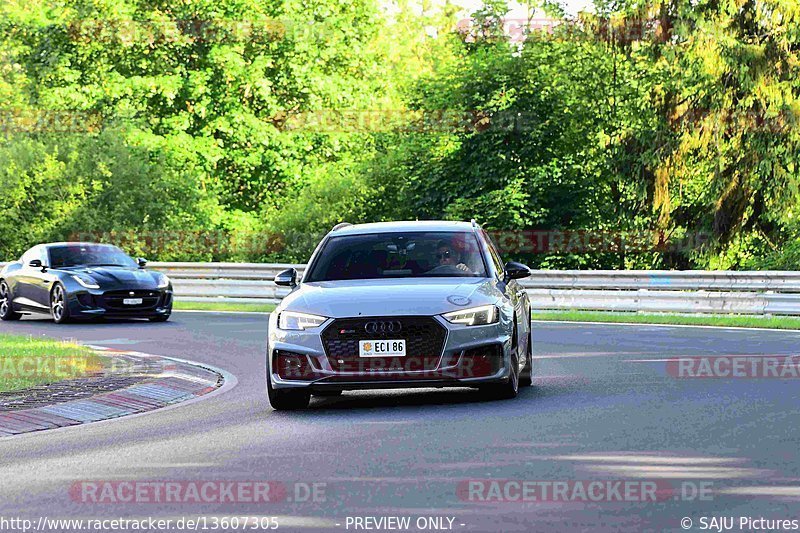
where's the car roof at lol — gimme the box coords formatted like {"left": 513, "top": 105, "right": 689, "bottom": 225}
{"left": 329, "top": 220, "right": 476, "bottom": 236}
{"left": 40, "top": 242, "right": 119, "bottom": 248}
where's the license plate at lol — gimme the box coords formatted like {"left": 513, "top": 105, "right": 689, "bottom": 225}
{"left": 359, "top": 339, "right": 406, "bottom": 357}
{"left": 123, "top": 298, "right": 143, "bottom": 305}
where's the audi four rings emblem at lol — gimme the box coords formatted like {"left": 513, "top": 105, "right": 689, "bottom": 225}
{"left": 364, "top": 320, "right": 402, "bottom": 334}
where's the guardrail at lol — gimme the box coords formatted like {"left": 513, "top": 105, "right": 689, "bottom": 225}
{"left": 521, "top": 270, "right": 800, "bottom": 315}
{"left": 3, "top": 261, "right": 800, "bottom": 315}
{"left": 149, "top": 262, "right": 305, "bottom": 304}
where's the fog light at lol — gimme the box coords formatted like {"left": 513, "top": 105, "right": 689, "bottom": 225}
{"left": 274, "top": 350, "right": 319, "bottom": 381}
{"left": 459, "top": 344, "right": 503, "bottom": 378}
{"left": 76, "top": 293, "right": 95, "bottom": 307}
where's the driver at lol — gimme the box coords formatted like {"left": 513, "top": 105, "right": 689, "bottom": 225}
{"left": 435, "top": 240, "right": 471, "bottom": 273}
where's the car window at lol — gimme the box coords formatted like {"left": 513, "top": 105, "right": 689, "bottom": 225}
{"left": 481, "top": 230, "right": 504, "bottom": 276}
{"left": 49, "top": 244, "right": 138, "bottom": 268}
{"left": 305, "top": 231, "right": 488, "bottom": 281}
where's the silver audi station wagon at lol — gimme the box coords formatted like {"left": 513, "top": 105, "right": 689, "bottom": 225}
{"left": 266, "top": 220, "right": 532, "bottom": 409}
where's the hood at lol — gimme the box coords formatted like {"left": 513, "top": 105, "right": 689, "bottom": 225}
{"left": 65, "top": 266, "right": 161, "bottom": 289}
{"left": 280, "top": 277, "right": 503, "bottom": 318}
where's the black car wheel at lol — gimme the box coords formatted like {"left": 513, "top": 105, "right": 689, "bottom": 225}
{"left": 51, "top": 283, "right": 71, "bottom": 324}
{"left": 0, "top": 281, "right": 21, "bottom": 321}
{"left": 267, "top": 367, "right": 310, "bottom": 410}
{"left": 519, "top": 328, "right": 533, "bottom": 387}
{"left": 480, "top": 320, "right": 520, "bottom": 400}
{"left": 149, "top": 315, "right": 170, "bottom": 323}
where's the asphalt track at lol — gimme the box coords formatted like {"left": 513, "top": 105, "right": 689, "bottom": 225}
{"left": 1, "top": 312, "right": 799, "bottom": 532}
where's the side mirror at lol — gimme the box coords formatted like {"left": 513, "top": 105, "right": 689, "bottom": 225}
{"left": 137, "top": 257, "right": 147, "bottom": 269}
{"left": 503, "top": 261, "right": 531, "bottom": 281}
{"left": 274, "top": 268, "right": 297, "bottom": 288}
{"left": 29, "top": 259, "right": 47, "bottom": 271}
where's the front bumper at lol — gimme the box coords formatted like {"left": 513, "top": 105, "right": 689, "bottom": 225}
{"left": 267, "top": 312, "right": 514, "bottom": 391}
{"left": 66, "top": 288, "right": 173, "bottom": 319}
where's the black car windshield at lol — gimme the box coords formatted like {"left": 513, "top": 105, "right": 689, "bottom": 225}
{"left": 304, "top": 232, "right": 488, "bottom": 281}
{"left": 49, "top": 245, "right": 138, "bottom": 268}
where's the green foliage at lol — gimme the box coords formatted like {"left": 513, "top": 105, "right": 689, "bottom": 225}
{"left": 0, "top": 0, "right": 394, "bottom": 261}
{"left": 0, "top": 0, "right": 798, "bottom": 270}
{"left": 615, "top": 0, "right": 800, "bottom": 268}
{"left": 0, "top": 130, "right": 217, "bottom": 259}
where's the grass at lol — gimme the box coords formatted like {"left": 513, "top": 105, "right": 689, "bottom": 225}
{"left": 171, "top": 300, "right": 800, "bottom": 330}
{"left": 531, "top": 310, "right": 800, "bottom": 330}
{"left": 0, "top": 335, "right": 104, "bottom": 393}
{"left": 172, "top": 300, "right": 277, "bottom": 313}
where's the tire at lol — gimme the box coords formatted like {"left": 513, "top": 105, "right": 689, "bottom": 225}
{"left": 312, "top": 390, "right": 343, "bottom": 397}
{"left": 480, "top": 322, "right": 520, "bottom": 400}
{"left": 267, "top": 368, "right": 310, "bottom": 410}
{"left": 149, "top": 315, "right": 170, "bottom": 322}
{"left": 0, "top": 281, "right": 21, "bottom": 321}
{"left": 519, "top": 327, "right": 533, "bottom": 387}
{"left": 50, "top": 283, "right": 71, "bottom": 324}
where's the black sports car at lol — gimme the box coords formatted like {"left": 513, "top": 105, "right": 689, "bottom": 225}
{"left": 0, "top": 243, "right": 173, "bottom": 323}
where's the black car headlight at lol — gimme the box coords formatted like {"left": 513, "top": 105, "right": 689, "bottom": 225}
{"left": 442, "top": 305, "right": 499, "bottom": 326}
{"left": 71, "top": 274, "right": 100, "bottom": 289}
{"left": 155, "top": 274, "right": 171, "bottom": 289}
{"left": 277, "top": 311, "right": 327, "bottom": 330}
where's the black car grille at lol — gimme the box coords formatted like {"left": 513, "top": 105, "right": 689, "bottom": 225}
{"left": 100, "top": 289, "right": 161, "bottom": 310}
{"left": 321, "top": 317, "right": 447, "bottom": 372}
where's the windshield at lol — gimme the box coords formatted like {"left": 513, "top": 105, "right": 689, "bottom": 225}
{"left": 304, "top": 231, "right": 488, "bottom": 282}
{"left": 48, "top": 244, "right": 138, "bottom": 269}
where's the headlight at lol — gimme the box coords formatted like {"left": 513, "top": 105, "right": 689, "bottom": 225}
{"left": 156, "top": 274, "right": 170, "bottom": 288}
{"left": 442, "top": 305, "right": 498, "bottom": 326}
{"left": 71, "top": 274, "right": 99, "bottom": 289}
{"left": 278, "top": 311, "right": 327, "bottom": 330}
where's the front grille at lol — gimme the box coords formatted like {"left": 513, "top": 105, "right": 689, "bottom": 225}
{"left": 321, "top": 316, "right": 447, "bottom": 372}
{"left": 100, "top": 289, "right": 161, "bottom": 311}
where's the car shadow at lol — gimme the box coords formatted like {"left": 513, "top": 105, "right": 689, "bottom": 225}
{"left": 261, "top": 373, "right": 612, "bottom": 418}
{"left": 275, "top": 386, "right": 545, "bottom": 416}
{"left": 20, "top": 316, "right": 175, "bottom": 326}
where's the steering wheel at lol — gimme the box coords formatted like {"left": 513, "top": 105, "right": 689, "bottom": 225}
{"left": 427, "top": 264, "right": 466, "bottom": 275}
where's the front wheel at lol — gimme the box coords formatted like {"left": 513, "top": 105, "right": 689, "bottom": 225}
{"left": 519, "top": 328, "right": 533, "bottom": 387}
{"left": 0, "top": 281, "right": 21, "bottom": 321}
{"left": 267, "top": 369, "right": 310, "bottom": 410}
{"left": 479, "top": 328, "right": 520, "bottom": 401}
{"left": 51, "top": 283, "right": 71, "bottom": 324}
{"left": 149, "top": 314, "right": 170, "bottom": 323}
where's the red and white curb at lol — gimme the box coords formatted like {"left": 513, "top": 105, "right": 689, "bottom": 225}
{"left": 0, "top": 346, "right": 229, "bottom": 437}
